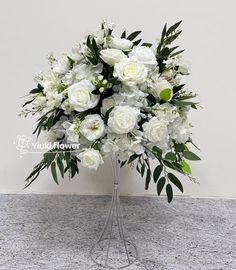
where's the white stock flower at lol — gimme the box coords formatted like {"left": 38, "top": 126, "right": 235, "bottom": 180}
{"left": 61, "top": 99, "right": 72, "bottom": 114}
{"left": 114, "top": 58, "right": 148, "bottom": 86}
{"left": 95, "top": 30, "right": 105, "bottom": 45}
{"left": 169, "top": 118, "right": 191, "bottom": 144}
{"left": 165, "top": 55, "right": 190, "bottom": 75}
{"left": 152, "top": 103, "right": 179, "bottom": 122}
{"left": 142, "top": 117, "right": 168, "bottom": 143}
{"left": 101, "top": 139, "right": 119, "bottom": 154}
{"left": 101, "top": 97, "right": 116, "bottom": 114}
{"left": 129, "top": 46, "right": 157, "bottom": 68}
{"left": 62, "top": 120, "right": 80, "bottom": 143}
{"left": 80, "top": 114, "right": 105, "bottom": 141}
{"left": 53, "top": 55, "right": 70, "bottom": 74}
{"left": 110, "top": 37, "right": 133, "bottom": 51}
{"left": 67, "top": 79, "right": 99, "bottom": 112}
{"left": 78, "top": 148, "right": 104, "bottom": 170}
{"left": 46, "top": 92, "right": 63, "bottom": 109}
{"left": 129, "top": 140, "right": 144, "bottom": 155}
{"left": 100, "top": 49, "right": 126, "bottom": 66}
{"left": 63, "top": 63, "right": 103, "bottom": 85}
{"left": 42, "top": 72, "right": 61, "bottom": 93}
{"left": 33, "top": 94, "right": 47, "bottom": 108}
{"left": 108, "top": 106, "right": 139, "bottom": 134}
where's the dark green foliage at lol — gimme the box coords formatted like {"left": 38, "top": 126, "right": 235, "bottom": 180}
{"left": 167, "top": 173, "right": 183, "bottom": 192}
{"left": 156, "top": 21, "right": 183, "bottom": 72}
{"left": 127, "top": 31, "right": 142, "bottom": 41}
{"left": 166, "top": 184, "right": 173, "bottom": 203}
{"left": 153, "top": 165, "right": 163, "bottom": 183}
{"left": 183, "top": 151, "right": 201, "bottom": 160}
{"left": 157, "top": 176, "right": 166, "bottom": 195}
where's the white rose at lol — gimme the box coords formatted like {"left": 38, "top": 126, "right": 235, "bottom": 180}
{"left": 67, "top": 79, "right": 99, "bottom": 112}
{"left": 111, "top": 37, "right": 133, "bottom": 51}
{"left": 129, "top": 46, "right": 157, "bottom": 68}
{"left": 142, "top": 117, "right": 168, "bottom": 143}
{"left": 114, "top": 58, "right": 148, "bottom": 86}
{"left": 78, "top": 149, "right": 104, "bottom": 170}
{"left": 152, "top": 79, "right": 173, "bottom": 102}
{"left": 100, "top": 49, "right": 126, "bottom": 66}
{"left": 53, "top": 55, "right": 70, "bottom": 74}
{"left": 80, "top": 114, "right": 105, "bottom": 141}
{"left": 101, "top": 97, "right": 116, "bottom": 114}
{"left": 108, "top": 106, "right": 139, "bottom": 134}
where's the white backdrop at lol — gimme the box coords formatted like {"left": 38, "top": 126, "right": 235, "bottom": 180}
{"left": 0, "top": 0, "right": 236, "bottom": 198}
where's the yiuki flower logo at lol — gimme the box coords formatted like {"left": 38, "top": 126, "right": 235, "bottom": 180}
{"left": 15, "top": 135, "right": 80, "bottom": 157}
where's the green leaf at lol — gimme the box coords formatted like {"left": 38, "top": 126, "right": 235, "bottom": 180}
{"left": 57, "top": 157, "right": 64, "bottom": 178}
{"left": 120, "top": 160, "right": 126, "bottom": 168}
{"left": 165, "top": 152, "right": 176, "bottom": 162}
{"left": 166, "top": 184, "right": 173, "bottom": 203}
{"left": 171, "top": 49, "right": 185, "bottom": 57}
{"left": 152, "top": 146, "right": 162, "bottom": 159}
{"left": 121, "top": 30, "right": 126, "bottom": 38}
{"left": 172, "top": 84, "right": 185, "bottom": 94}
{"left": 127, "top": 31, "right": 142, "bottom": 41}
{"left": 174, "top": 143, "right": 188, "bottom": 152}
{"left": 172, "top": 99, "right": 198, "bottom": 107}
{"left": 133, "top": 39, "right": 142, "bottom": 46}
{"left": 51, "top": 162, "right": 58, "bottom": 184}
{"left": 153, "top": 165, "right": 163, "bottom": 183}
{"left": 47, "top": 114, "right": 54, "bottom": 130}
{"left": 44, "top": 152, "right": 56, "bottom": 168}
{"left": 183, "top": 151, "right": 201, "bottom": 161}
{"left": 163, "top": 160, "right": 184, "bottom": 174}
{"left": 166, "top": 21, "right": 182, "bottom": 36}
{"left": 128, "top": 154, "right": 139, "bottom": 164}
{"left": 29, "top": 88, "right": 42, "bottom": 94}
{"left": 87, "top": 55, "right": 98, "bottom": 65}
{"left": 157, "top": 176, "right": 166, "bottom": 195}
{"left": 159, "top": 88, "right": 173, "bottom": 101}
{"left": 179, "top": 160, "right": 192, "bottom": 174}
{"left": 145, "top": 169, "right": 151, "bottom": 190}
{"left": 141, "top": 43, "right": 152, "bottom": 48}
{"left": 161, "top": 24, "right": 167, "bottom": 43}
{"left": 141, "top": 163, "right": 145, "bottom": 177}
{"left": 23, "top": 98, "right": 34, "bottom": 108}
{"left": 167, "top": 173, "right": 183, "bottom": 192}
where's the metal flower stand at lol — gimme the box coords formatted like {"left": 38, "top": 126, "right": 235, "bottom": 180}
{"left": 90, "top": 155, "right": 138, "bottom": 269}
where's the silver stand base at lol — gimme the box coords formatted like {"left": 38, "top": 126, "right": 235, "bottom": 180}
{"left": 90, "top": 155, "right": 138, "bottom": 269}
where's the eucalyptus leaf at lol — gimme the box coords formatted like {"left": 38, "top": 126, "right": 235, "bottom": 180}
{"left": 51, "top": 162, "right": 58, "bottom": 184}
{"left": 167, "top": 173, "right": 183, "bottom": 192}
{"left": 127, "top": 31, "right": 142, "bottom": 41}
{"left": 57, "top": 157, "right": 64, "bottom": 178}
{"left": 165, "top": 152, "right": 176, "bottom": 162}
{"left": 183, "top": 151, "right": 201, "bottom": 161}
{"left": 166, "top": 184, "right": 173, "bottom": 203}
{"left": 153, "top": 165, "right": 163, "bottom": 183}
{"left": 157, "top": 176, "right": 166, "bottom": 195}
{"left": 179, "top": 160, "right": 192, "bottom": 174}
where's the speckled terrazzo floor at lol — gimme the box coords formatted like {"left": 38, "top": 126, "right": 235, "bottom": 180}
{"left": 0, "top": 195, "right": 235, "bottom": 270}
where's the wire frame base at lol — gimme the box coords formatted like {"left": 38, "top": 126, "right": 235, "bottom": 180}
{"left": 90, "top": 155, "right": 138, "bottom": 269}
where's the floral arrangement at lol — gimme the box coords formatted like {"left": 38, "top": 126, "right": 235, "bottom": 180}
{"left": 21, "top": 20, "right": 200, "bottom": 202}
